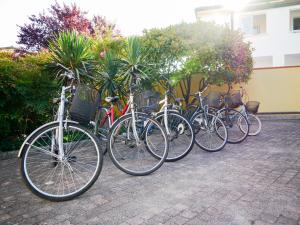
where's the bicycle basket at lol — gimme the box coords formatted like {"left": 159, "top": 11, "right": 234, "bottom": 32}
{"left": 207, "top": 92, "right": 223, "bottom": 109}
{"left": 226, "top": 91, "right": 243, "bottom": 108}
{"left": 69, "top": 85, "right": 101, "bottom": 124}
{"left": 246, "top": 101, "right": 260, "bottom": 114}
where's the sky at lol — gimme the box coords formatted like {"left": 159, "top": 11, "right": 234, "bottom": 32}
{"left": 0, "top": 0, "right": 225, "bottom": 47}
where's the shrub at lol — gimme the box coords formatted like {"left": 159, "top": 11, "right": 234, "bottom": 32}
{"left": 0, "top": 51, "right": 57, "bottom": 151}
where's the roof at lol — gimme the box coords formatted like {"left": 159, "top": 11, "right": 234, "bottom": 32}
{"left": 195, "top": 0, "right": 300, "bottom": 14}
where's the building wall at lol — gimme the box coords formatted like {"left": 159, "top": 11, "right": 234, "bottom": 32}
{"left": 174, "top": 66, "right": 300, "bottom": 113}
{"left": 237, "top": 5, "right": 300, "bottom": 67}
{"left": 196, "top": 4, "right": 300, "bottom": 68}
{"left": 243, "top": 66, "right": 300, "bottom": 113}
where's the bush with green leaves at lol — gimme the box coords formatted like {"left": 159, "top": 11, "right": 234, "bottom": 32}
{"left": 0, "top": 51, "right": 57, "bottom": 151}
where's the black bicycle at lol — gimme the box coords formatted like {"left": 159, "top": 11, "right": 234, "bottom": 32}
{"left": 208, "top": 91, "right": 250, "bottom": 144}
{"left": 176, "top": 84, "right": 228, "bottom": 152}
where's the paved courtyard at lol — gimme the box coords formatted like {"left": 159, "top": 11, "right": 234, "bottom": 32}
{"left": 0, "top": 120, "right": 300, "bottom": 225}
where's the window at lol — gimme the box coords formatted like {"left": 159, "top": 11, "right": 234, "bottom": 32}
{"left": 239, "top": 14, "right": 266, "bottom": 35}
{"left": 284, "top": 54, "right": 300, "bottom": 66}
{"left": 290, "top": 10, "right": 300, "bottom": 31}
{"left": 253, "top": 56, "right": 273, "bottom": 68}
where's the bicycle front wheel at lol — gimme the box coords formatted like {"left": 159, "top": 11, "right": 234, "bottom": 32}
{"left": 20, "top": 122, "right": 103, "bottom": 201}
{"left": 218, "top": 108, "right": 249, "bottom": 143}
{"left": 240, "top": 113, "right": 261, "bottom": 136}
{"left": 150, "top": 111, "right": 195, "bottom": 162}
{"left": 191, "top": 112, "right": 228, "bottom": 152}
{"left": 108, "top": 113, "right": 169, "bottom": 176}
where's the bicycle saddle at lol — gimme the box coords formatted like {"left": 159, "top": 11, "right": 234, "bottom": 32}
{"left": 105, "top": 96, "right": 119, "bottom": 103}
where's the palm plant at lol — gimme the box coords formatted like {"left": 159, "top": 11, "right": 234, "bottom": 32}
{"left": 95, "top": 51, "right": 126, "bottom": 100}
{"left": 48, "top": 31, "right": 95, "bottom": 83}
{"left": 119, "top": 36, "right": 151, "bottom": 87}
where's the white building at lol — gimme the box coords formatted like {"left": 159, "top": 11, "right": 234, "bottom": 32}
{"left": 195, "top": 0, "right": 300, "bottom": 68}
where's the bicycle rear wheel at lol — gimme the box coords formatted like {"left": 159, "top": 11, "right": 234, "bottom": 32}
{"left": 20, "top": 122, "right": 103, "bottom": 201}
{"left": 191, "top": 112, "right": 228, "bottom": 152}
{"left": 108, "top": 113, "right": 168, "bottom": 176}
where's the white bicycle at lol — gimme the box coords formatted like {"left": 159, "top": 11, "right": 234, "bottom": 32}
{"left": 18, "top": 65, "right": 103, "bottom": 201}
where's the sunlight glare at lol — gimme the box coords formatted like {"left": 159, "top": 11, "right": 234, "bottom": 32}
{"left": 221, "top": 0, "right": 250, "bottom": 11}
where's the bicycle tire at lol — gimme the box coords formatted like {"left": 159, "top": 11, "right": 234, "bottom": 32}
{"left": 191, "top": 111, "right": 228, "bottom": 152}
{"left": 20, "top": 122, "right": 103, "bottom": 201}
{"left": 148, "top": 111, "right": 195, "bottom": 162}
{"left": 217, "top": 108, "right": 249, "bottom": 143}
{"left": 240, "top": 113, "right": 261, "bottom": 136}
{"left": 108, "top": 112, "right": 169, "bottom": 176}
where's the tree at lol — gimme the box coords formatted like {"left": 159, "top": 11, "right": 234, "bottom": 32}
{"left": 17, "top": 2, "right": 118, "bottom": 51}
{"left": 170, "top": 21, "right": 253, "bottom": 104}
{"left": 141, "top": 28, "right": 186, "bottom": 80}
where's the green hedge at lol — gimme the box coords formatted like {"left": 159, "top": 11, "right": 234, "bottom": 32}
{"left": 0, "top": 51, "right": 58, "bottom": 152}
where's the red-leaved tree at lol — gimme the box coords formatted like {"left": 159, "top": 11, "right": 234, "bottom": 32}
{"left": 17, "top": 2, "right": 118, "bottom": 51}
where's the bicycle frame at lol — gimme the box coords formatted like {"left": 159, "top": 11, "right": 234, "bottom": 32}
{"left": 56, "top": 85, "right": 73, "bottom": 160}
{"left": 98, "top": 102, "right": 129, "bottom": 128}
{"left": 190, "top": 91, "right": 211, "bottom": 128}
{"left": 239, "top": 104, "right": 249, "bottom": 120}
{"left": 157, "top": 91, "right": 175, "bottom": 135}
{"left": 95, "top": 89, "right": 143, "bottom": 145}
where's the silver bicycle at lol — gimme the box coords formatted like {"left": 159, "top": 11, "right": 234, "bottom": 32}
{"left": 185, "top": 85, "right": 228, "bottom": 152}
{"left": 107, "top": 72, "right": 169, "bottom": 176}
{"left": 18, "top": 65, "right": 103, "bottom": 201}
{"left": 144, "top": 86, "right": 195, "bottom": 162}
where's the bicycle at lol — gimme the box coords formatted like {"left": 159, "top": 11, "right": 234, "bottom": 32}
{"left": 93, "top": 96, "right": 129, "bottom": 154}
{"left": 18, "top": 65, "right": 103, "bottom": 201}
{"left": 181, "top": 84, "right": 228, "bottom": 152}
{"left": 143, "top": 84, "right": 195, "bottom": 162}
{"left": 208, "top": 90, "right": 250, "bottom": 144}
{"left": 237, "top": 86, "right": 262, "bottom": 136}
{"left": 107, "top": 72, "right": 169, "bottom": 176}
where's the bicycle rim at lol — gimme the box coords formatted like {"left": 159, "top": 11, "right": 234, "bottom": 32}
{"left": 108, "top": 113, "right": 168, "bottom": 176}
{"left": 21, "top": 123, "right": 102, "bottom": 201}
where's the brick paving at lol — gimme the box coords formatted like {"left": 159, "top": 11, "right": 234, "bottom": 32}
{"left": 0, "top": 120, "right": 300, "bottom": 225}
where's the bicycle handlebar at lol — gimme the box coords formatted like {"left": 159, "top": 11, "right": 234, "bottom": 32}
{"left": 56, "top": 63, "right": 76, "bottom": 80}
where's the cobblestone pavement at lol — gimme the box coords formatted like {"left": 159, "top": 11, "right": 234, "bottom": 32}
{"left": 1, "top": 120, "right": 300, "bottom": 225}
